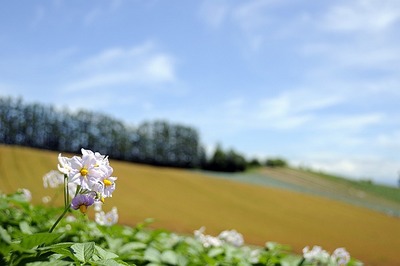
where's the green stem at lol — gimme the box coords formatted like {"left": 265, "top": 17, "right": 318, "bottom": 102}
{"left": 49, "top": 184, "right": 81, "bottom": 233}
{"left": 48, "top": 204, "right": 70, "bottom": 233}
{"left": 63, "top": 174, "right": 68, "bottom": 207}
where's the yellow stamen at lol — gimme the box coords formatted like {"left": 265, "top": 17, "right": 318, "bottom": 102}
{"left": 79, "top": 205, "right": 87, "bottom": 214}
{"left": 100, "top": 197, "right": 105, "bottom": 203}
{"left": 104, "top": 179, "right": 113, "bottom": 186}
{"left": 80, "top": 167, "right": 88, "bottom": 177}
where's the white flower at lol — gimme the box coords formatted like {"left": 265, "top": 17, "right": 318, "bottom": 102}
{"left": 249, "top": 249, "right": 262, "bottom": 264}
{"left": 218, "top": 229, "right": 244, "bottom": 247}
{"left": 18, "top": 188, "right": 31, "bottom": 202}
{"left": 81, "top": 148, "right": 109, "bottom": 165}
{"left": 60, "top": 149, "right": 118, "bottom": 199}
{"left": 331, "top": 248, "right": 350, "bottom": 265}
{"left": 65, "top": 215, "right": 77, "bottom": 223}
{"left": 43, "top": 170, "right": 64, "bottom": 188}
{"left": 102, "top": 176, "right": 117, "bottom": 198}
{"left": 303, "top": 246, "right": 330, "bottom": 263}
{"left": 42, "top": 196, "right": 52, "bottom": 204}
{"left": 58, "top": 154, "right": 72, "bottom": 175}
{"left": 68, "top": 154, "right": 104, "bottom": 189}
{"left": 93, "top": 201, "right": 103, "bottom": 212}
{"left": 194, "top": 226, "right": 206, "bottom": 238}
{"left": 95, "top": 207, "right": 119, "bottom": 226}
{"left": 193, "top": 227, "right": 223, "bottom": 248}
{"left": 202, "top": 235, "right": 223, "bottom": 248}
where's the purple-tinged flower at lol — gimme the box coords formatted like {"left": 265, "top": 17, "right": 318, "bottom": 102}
{"left": 71, "top": 194, "right": 95, "bottom": 214}
{"left": 17, "top": 188, "right": 32, "bottom": 202}
{"left": 331, "top": 248, "right": 350, "bottom": 265}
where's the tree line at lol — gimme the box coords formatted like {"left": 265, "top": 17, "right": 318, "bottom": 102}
{"left": 0, "top": 96, "right": 264, "bottom": 172}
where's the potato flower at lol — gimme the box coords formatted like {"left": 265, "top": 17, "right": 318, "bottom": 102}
{"left": 58, "top": 148, "right": 117, "bottom": 200}
{"left": 218, "top": 229, "right": 244, "bottom": 247}
{"left": 331, "top": 248, "right": 350, "bottom": 265}
{"left": 71, "top": 194, "right": 95, "bottom": 214}
{"left": 49, "top": 148, "right": 118, "bottom": 233}
{"left": 302, "top": 246, "right": 330, "bottom": 263}
{"left": 95, "top": 207, "right": 119, "bottom": 226}
{"left": 194, "top": 227, "right": 223, "bottom": 248}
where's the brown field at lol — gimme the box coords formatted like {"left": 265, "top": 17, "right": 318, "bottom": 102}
{"left": 1, "top": 145, "right": 400, "bottom": 265}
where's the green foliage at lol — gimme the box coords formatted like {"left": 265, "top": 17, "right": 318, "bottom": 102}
{"left": 205, "top": 144, "right": 248, "bottom": 172}
{"left": 265, "top": 158, "right": 288, "bottom": 168}
{"left": 0, "top": 97, "right": 201, "bottom": 169}
{"left": 0, "top": 190, "right": 363, "bottom": 266}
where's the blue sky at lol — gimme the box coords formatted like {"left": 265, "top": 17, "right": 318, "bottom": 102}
{"left": 1, "top": 0, "right": 400, "bottom": 185}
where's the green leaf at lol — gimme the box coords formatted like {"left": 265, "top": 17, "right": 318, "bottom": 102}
{"left": 90, "top": 259, "right": 128, "bottom": 266}
{"left": 0, "top": 226, "right": 11, "bottom": 244}
{"left": 280, "top": 255, "right": 303, "bottom": 266}
{"left": 70, "top": 242, "right": 95, "bottom": 263}
{"left": 20, "top": 233, "right": 63, "bottom": 249}
{"left": 119, "top": 242, "right": 147, "bottom": 254}
{"left": 95, "top": 245, "right": 119, "bottom": 260}
{"left": 105, "top": 235, "right": 123, "bottom": 251}
{"left": 26, "top": 261, "right": 73, "bottom": 266}
{"left": 208, "top": 247, "right": 224, "bottom": 258}
{"left": 19, "top": 221, "right": 33, "bottom": 234}
{"left": 144, "top": 247, "right": 161, "bottom": 263}
{"left": 161, "top": 250, "right": 178, "bottom": 265}
{"left": 41, "top": 242, "right": 75, "bottom": 251}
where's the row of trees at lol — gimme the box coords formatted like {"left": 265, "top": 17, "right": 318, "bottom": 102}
{"left": 1, "top": 96, "right": 278, "bottom": 172}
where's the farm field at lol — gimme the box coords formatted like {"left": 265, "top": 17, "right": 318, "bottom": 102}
{"left": 1, "top": 145, "right": 400, "bottom": 265}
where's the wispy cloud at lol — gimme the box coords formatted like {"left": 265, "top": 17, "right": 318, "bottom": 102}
{"left": 83, "top": 0, "right": 125, "bottom": 26}
{"left": 296, "top": 152, "right": 399, "bottom": 184}
{"left": 317, "top": 113, "right": 383, "bottom": 132}
{"left": 320, "top": 0, "right": 400, "bottom": 33}
{"left": 63, "top": 42, "right": 176, "bottom": 92}
{"left": 198, "top": 0, "right": 229, "bottom": 28}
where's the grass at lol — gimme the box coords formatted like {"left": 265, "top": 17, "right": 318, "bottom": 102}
{"left": 307, "top": 169, "right": 400, "bottom": 203}
{"left": 1, "top": 145, "right": 400, "bottom": 265}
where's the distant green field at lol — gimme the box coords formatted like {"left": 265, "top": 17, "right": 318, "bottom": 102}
{"left": 1, "top": 145, "right": 400, "bottom": 265}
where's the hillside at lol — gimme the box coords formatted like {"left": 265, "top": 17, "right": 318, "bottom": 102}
{"left": 199, "top": 167, "right": 400, "bottom": 217}
{"left": 1, "top": 145, "right": 400, "bottom": 265}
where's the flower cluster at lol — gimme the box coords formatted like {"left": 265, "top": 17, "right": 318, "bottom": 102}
{"left": 57, "top": 149, "right": 117, "bottom": 212}
{"left": 218, "top": 229, "right": 244, "bottom": 247}
{"left": 303, "top": 245, "right": 350, "bottom": 265}
{"left": 194, "top": 227, "right": 244, "bottom": 248}
{"left": 43, "top": 148, "right": 117, "bottom": 215}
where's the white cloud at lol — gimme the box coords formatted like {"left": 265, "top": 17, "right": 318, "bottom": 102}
{"left": 192, "top": 89, "right": 344, "bottom": 132}
{"left": 317, "top": 113, "right": 384, "bottom": 132}
{"left": 252, "top": 89, "right": 344, "bottom": 129}
{"left": 377, "top": 131, "right": 400, "bottom": 149}
{"left": 295, "top": 152, "right": 400, "bottom": 185}
{"left": 63, "top": 42, "right": 176, "bottom": 92}
{"left": 321, "top": 0, "right": 400, "bottom": 33}
{"left": 232, "top": 0, "right": 278, "bottom": 31}
{"left": 199, "top": 0, "right": 229, "bottom": 28}
{"left": 83, "top": 0, "right": 125, "bottom": 26}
